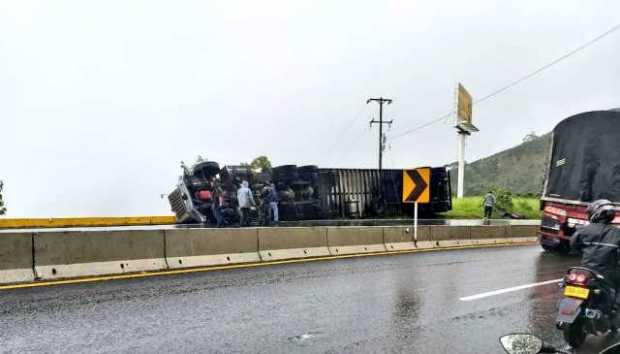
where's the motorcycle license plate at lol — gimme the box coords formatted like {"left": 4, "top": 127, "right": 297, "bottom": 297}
{"left": 564, "top": 285, "right": 590, "bottom": 299}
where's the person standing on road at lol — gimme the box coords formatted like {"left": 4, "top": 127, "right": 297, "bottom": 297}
{"left": 212, "top": 184, "right": 227, "bottom": 227}
{"left": 237, "top": 180, "right": 255, "bottom": 227}
{"left": 268, "top": 182, "right": 279, "bottom": 225}
{"left": 259, "top": 184, "right": 272, "bottom": 226}
{"left": 483, "top": 190, "right": 496, "bottom": 219}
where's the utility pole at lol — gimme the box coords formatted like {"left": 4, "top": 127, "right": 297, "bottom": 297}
{"left": 367, "top": 97, "right": 393, "bottom": 173}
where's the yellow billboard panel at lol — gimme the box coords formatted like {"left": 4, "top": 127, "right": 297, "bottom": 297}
{"left": 457, "top": 83, "right": 472, "bottom": 123}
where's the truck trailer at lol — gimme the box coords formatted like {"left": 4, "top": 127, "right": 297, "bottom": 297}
{"left": 168, "top": 161, "right": 452, "bottom": 225}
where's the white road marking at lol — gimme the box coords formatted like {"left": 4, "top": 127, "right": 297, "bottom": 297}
{"left": 459, "top": 278, "right": 562, "bottom": 301}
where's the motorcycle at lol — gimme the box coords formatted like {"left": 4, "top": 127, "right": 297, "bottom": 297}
{"left": 499, "top": 333, "right": 620, "bottom": 354}
{"left": 556, "top": 267, "right": 619, "bottom": 348}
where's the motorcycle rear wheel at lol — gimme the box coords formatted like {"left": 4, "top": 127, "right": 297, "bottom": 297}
{"left": 563, "top": 318, "right": 586, "bottom": 348}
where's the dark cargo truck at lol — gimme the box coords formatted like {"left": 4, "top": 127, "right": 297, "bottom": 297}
{"left": 539, "top": 110, "right": 620, "bottom": 252}
{"left": 168, "top": 162, "right": 452, "bottom": 225}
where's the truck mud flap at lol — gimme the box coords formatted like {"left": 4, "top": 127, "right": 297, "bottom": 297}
{"left": 557, "top": 297, "right": 583, "bottom": 324}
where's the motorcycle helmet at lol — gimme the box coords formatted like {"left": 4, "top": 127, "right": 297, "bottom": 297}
{"left": 587, "top": 199, "right": 616, "bottom": 224}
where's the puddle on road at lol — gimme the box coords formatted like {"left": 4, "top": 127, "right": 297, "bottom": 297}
{"left": 288, "top": 331, "right": 323, "bottom": 346}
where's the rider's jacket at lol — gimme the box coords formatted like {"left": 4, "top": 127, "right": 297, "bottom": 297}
{"left": 571, "top": 223, "right": 620, "bottom": 281}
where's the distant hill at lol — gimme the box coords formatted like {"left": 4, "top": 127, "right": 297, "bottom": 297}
{"left": 449, "top": 133, "right": 552, "bottom": 196}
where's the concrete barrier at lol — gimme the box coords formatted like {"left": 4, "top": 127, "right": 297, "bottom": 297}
{"left": 492, "top": 225, "right": 539, "bottom": 244}
{"left": 430, "top": 225, "right": 471, "bottom": 247}
{"left": 470, "top": 225, "right": 509, "bottom": 246}
{"left": 510, "top": 225, "right": 540, "bottom": 238}
{"left": 5, "top": 223, "right": 540, "bottom": 285}
{"left": 327, "top": 226, "right": 386, "bottom": 255}
{"left": 165, "top": 228, "right": 260, "bottom": 268}
{"left": 34, "top": 230, "right": 167, "bottom": 280}
{"left": 383, "top": 226, "right": 433, "bottom": 251}
{"left": 258, "top": 227, "right": 329, "bottom": 261}
{"left": 510, "top": 236, "right": 538, "bottom": 244}
{"left": 0, "top": 233, "right": 35, "bottom": 284}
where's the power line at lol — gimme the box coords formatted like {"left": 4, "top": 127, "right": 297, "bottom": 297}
{"left": 326, "top": 106, "right": 377, "bottom": 166}
{"left": 324, "top": 104, "right": 368, "bottom": 157}
{"left": 390, "top": 22, "right": 620, "bottom": 141}
{"left": 475, "top": 22, "right": 620, "bottom": 105}
{"left": 334, "top": 126, "right": 373, "bottom": 164}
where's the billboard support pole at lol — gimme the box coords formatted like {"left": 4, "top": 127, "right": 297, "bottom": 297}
{"left": 454, "top": 83, "right": 478, "bottom": 199}
{"left": 457, "top": 132, "right": 466, "bottom": 198}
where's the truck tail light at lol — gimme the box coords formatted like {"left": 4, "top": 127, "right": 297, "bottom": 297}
{"left": 544, "top": 206, "right": 567, "bottom": 217}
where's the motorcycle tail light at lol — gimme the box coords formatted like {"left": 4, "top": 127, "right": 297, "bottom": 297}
{"left": 567, "top": 271, "right": 590, "bottom": 285}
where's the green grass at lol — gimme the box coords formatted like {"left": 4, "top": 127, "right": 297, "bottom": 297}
{"left": 442, "top": 196, "right": 541, "bottom": 220}
{"left": 512, "top": 197, "right": 541, "bottom": 219}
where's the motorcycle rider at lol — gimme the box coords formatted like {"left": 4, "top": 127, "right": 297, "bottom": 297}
{"left": 570, "top": 199, "right": 620, "bottom": 317}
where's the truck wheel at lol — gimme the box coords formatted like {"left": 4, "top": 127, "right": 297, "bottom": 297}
{"left": 563, "top": 318, "right": 586, "bottom": 348}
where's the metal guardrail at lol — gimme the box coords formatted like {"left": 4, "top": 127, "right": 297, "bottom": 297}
{"left": 0, "top": 216, "right": 540, "bottom": 231}
{"left": 280, "top": 218, "right": 541, "bottom": 227}
{"left": 0, "top": 216, "right": 176, "bottom": 229}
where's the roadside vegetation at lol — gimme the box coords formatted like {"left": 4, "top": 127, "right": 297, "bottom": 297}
{"left": 443, "top": 194, "right": 541, "bottom": 220}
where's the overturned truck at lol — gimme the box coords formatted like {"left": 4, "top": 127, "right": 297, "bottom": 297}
{"left": 168, "top": 161, "right": 452, "bottom": 224}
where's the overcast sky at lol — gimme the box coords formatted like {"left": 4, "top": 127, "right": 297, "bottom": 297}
{"left": 1, "top": 1, "right": 619, "bottom": 217}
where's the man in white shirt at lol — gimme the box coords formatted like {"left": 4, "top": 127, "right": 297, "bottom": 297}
{"left": 237, "top": 180, "right": 255, "bottom": 226}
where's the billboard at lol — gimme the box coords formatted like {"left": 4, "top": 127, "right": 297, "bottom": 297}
{"left": 457, "top": 83, "right": 473, "bottom": 123}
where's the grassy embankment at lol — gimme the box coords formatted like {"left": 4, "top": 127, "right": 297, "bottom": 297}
{"left": 442, "top": 196, "right": 541, "bottom": 220}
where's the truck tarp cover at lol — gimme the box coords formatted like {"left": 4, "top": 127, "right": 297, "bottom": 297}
{"left": 546, "top": 110, "right": 620, "bottom": 202}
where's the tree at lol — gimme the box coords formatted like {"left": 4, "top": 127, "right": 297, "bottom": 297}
{"left": 489, "top": 185, "right": 514, "bottom": 217}
{"left": 0, "top": 180, "right": 6, "bottom": 215}
{"left": 522, "top": 131, "right": 538, "bottom": 143}
{"left": 250, "top": 156, "right": 272, "bottom": 173}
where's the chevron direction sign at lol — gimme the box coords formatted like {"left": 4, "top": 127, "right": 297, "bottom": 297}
{"left": 402, "top": 168, "right": 430, "bottom": 204}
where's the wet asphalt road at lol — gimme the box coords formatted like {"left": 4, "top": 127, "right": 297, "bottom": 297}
{"left": 1, "top": 245, "right": 616, "bottom": 353}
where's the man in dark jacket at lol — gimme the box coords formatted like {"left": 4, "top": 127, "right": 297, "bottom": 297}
{"left": 212, "top": 184, "right": 227, "bottom": 227}
{"left": 571, "top": 199, "right": 620, "bottom": 307}
{"left": 259, "top": 184, "right": 272, "bottom": 226}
